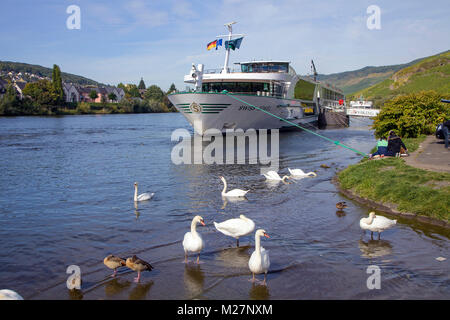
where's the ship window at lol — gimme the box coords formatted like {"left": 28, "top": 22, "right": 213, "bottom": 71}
{"left": 240, "top": 62, "right": 289, "bottom": 73}
{"left": 202, "top": 82, "right": 269, "bottom": 94}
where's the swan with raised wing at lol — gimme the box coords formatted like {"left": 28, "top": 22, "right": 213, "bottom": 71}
{"left": 214, "top": 214, "right": 255, "bottom": 247}
{"left": 360, "top": 212, "right": 397, "bottom": 239}
{"left": 134, "top": 182, "right": 154, "bottom": 202}
{"left": 288, "top": 168, "right": 317, "bottom": 178}
{"left": 248, "top": 229, "right": 270, "bottom": 285}
{"left": 219, "top": 176, "right": 249, "bottom": 198}
{"left": 183, "top": 215, "right": 206, "bottom": 264}
{"left": 262, "top": 170, "right": 290, "bottom": 182}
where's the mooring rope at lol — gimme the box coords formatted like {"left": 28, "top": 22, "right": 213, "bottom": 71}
{"left": 224, "top": 92, "right": 368, "bottom": 157}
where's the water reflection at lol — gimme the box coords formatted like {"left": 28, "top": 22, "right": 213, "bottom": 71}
{"left": 249, "top": 283, "right": 270, "bottom": 300}
{"left": 221, "top": 196, "right": 247, "bottom": 209}
{"left": 105, "top": 278, "right": 132, "bottom": 297}
{"left": 134, "top": 202, "right": 140, "bottom": 219}
{"left": 216, "top": 246, "right": 251, "bottom": 268}
{"left": 336, "top": 210, "right": 346, "bottom": 217}
{"left": 129, "top": 281, "right": 154, "bottom": 300}
{"left": 358, "top": 239, "right": 393, "bottom": 258}
{"left": 184, "top": 264, "right": 205, "bottom": 298}
{"left": 68, "top": 288, "right": 83, "bottom": 300}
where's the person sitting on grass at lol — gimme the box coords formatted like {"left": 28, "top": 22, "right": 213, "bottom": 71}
{"left": 385, "top": 130, "right": 408, "bottom": 157}
{"left": 369, "top": 136, "right": 388, "bottom": 159}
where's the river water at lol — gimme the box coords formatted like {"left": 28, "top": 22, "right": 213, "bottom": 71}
{"left": 0, "top": 113, "right": 448, "bottom": 300}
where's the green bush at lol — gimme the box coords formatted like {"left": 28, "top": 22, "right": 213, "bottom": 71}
{"left": 372, "top": 90, "right": 450, "bottom": 138}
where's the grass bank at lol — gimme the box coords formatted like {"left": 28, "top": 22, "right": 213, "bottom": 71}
{"left": 338, "top": 157, "right": 450, "bottom": 223}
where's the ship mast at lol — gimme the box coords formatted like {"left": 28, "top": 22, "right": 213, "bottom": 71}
{"left": 222, "top": 22, "right": 235, "bottom": 74}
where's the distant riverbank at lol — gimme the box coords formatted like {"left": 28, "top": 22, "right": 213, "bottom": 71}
{"left": 335, "top": 136, "right": 450, "bottom": 227}
{"left": 0, "top": 100, "right": 178, "bottom": 116}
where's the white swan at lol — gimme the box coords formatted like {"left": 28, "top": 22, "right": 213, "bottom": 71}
{"left": 360, "top": 212, "right": 397, "bottom": 239}
{"left": 248, "top": 229, "right": 270, "bottom": 285}
{"left": 288, "top": 168, "right": 317, "bottom": 178}
{"left": 0, "top": 289, "right": 24, "bottom": 300}
{"left": 262, "top": 170, "right": 290, "bottom": 182}
{"left": 219, "top": 176, "right": 249, "bottom": 198}
{"left": 134, "top": 182, "right": 154, "bottom": 202}
{"left": 183, "top": 215, "right": 205, "bottom": 264}
{"left": 214, "top": 214, "right": 255, "bottom": 247}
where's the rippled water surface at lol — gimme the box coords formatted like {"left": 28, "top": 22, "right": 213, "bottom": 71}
{"left": 0, "top": 114, "right": 448, "bottom": 300}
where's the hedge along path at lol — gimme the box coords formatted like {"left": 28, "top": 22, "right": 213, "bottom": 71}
{"left": 225, "top": 92, "right": 368, "bottom": 157}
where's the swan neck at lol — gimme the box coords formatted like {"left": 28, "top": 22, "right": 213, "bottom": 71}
{"left": 134, "top": 185, "right": 138, "bottom": 201}
{"left": 255, "top": 234, "right": 262, "bottom": 255}
{"left": 221, "top": 178, "right": 227, "bottom": 194}
{"left": 367, "top": 215, "right": 375, "bottom": 225}
{"left": 191, "top": 219, "right": 198, "bottom": 234}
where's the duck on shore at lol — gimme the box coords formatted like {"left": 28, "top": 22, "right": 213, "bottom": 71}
{"left": 103, "top": 255, "right": 126, "bottom": 278}
{"left": 126, "top": 255, "right": 154, "bottom": 283}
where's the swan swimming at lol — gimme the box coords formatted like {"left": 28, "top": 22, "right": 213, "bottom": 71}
{"left": 248, "top": 229, "right": 270, "bottom": 285}
{"left": 219, "top": 176, "right": 249, "bottom": 198}
{"left": 134, "top": 182, "right": 155, "bottom": 202}
{"left": 262, "top": 170, "right": 291, "bottom": 182}
{"left": 360, "top": 212, "right": 397, "bottom": 239}
{"left": 214, "top": 214, "right": 255, "bottom": 247}
{"left": 183, "top": 215, "right": 206, "bottom": 264}
{"left": 287, "top": 168, "right": 317, "bottom": 178}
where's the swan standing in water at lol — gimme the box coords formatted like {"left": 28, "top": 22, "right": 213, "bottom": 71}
{"left": 125, "top": 255, "right": 154, "bottom": 283}
{"left": 183, "top": 215, "right": 206, "bottom": 264}
{"left": 0, "top": 289, "right": 23, "bottom": 300}
{"left": 248, "top": 229, "right": 270, "bottom": 285}
{"left": 288, "top": 168, "right": 317, "bottom": 178}
{"left": 134, "top": 182, "right": 155, "bottom": 202}
{"left": 103, "top": 255, "right": 126, "bottom": 278}
{"left": 214, "top": 214, "right": 255, "bottom": 247}
{"left": 360, "top": 212, "right": 397, "bottom": 239}
{"left": 219, "top": 176, "right": 249, "bottom": 198}
{"left": 262, "top": 171, "right": 291, "bottom": 182}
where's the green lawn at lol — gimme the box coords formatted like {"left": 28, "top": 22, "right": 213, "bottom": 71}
{"left": 338, "top": 157, "right": 450, "bottom": 222}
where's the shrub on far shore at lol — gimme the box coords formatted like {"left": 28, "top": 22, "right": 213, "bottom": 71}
{"left": 372, "top": 90, "right": 450, "bottom": 138}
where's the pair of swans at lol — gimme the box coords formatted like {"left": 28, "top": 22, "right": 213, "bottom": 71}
{"left": 360, "top": 212, "right": 397, "bottom": 239}
{"left": 262, "top": 168, "right": 317, "bottom": 181}
{"left": 134, "top": 182, "right": 154, "bottom": 202}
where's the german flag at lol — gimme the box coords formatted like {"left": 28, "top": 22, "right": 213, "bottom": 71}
{"left": 206, "top": 40, "right": 217, "bottom": 50}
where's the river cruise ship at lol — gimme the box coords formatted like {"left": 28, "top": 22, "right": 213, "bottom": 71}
{"left": 168, "top": 22, "right": 345, "bottom": 135}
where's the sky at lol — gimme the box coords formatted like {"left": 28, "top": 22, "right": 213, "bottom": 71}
{"left": 0, "top": 0, "right": 449, "bottom": 90}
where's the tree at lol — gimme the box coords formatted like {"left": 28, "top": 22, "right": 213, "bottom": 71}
{"left": 0, "top": 84, "right": 20, "bottom": 114}
{"left": 138, "top": 78, "right": 146, "bottom": 90}
{"left": 89, "top": 90, "right": 98, "bottom": 101}
{"left": 168, "top": 83, "right": 177, "bottom": 93}
{"left": 22, "top": 80, "right": 59, "bottom": 106}
{"left": 372, "top": 91, "right": 450, "bottom": 138}
{"left": 144, "top": 85, "right": 164, "bottom": 102}
{"left": 52, "top": 64, "right": 64, "bottom": 104}
{"left": 108, "top": 92, "right": 117, "bottom": 102}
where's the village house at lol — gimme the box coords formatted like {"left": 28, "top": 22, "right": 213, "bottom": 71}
{"left": 62, "top": 83, "right": 125, "bottom": 103}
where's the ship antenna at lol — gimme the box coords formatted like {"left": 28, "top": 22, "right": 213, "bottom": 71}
{"left": 222, "top": 22, "right": 236, "bottom": 74}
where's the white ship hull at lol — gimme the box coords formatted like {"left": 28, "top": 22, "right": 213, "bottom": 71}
{"left": 168, "top": 93, "right": 318, "bottom": 135}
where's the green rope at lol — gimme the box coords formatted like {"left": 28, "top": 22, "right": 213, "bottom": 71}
{"left": 224, "top": 92, "right": 368, "bottom": 157}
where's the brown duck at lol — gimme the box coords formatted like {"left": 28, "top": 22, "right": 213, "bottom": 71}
{"left": 336, "top": 201, "right": 348, "bottom": 210}
{"left": 103, "top": 255, "right": 126, "bottom": 278}
{"left": 126, "top": 255, "right": 154, "bottom": 283}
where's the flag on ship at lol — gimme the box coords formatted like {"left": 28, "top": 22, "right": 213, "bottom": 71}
{"left": 225, "top": 37, "right": 243, "bottom": 50}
